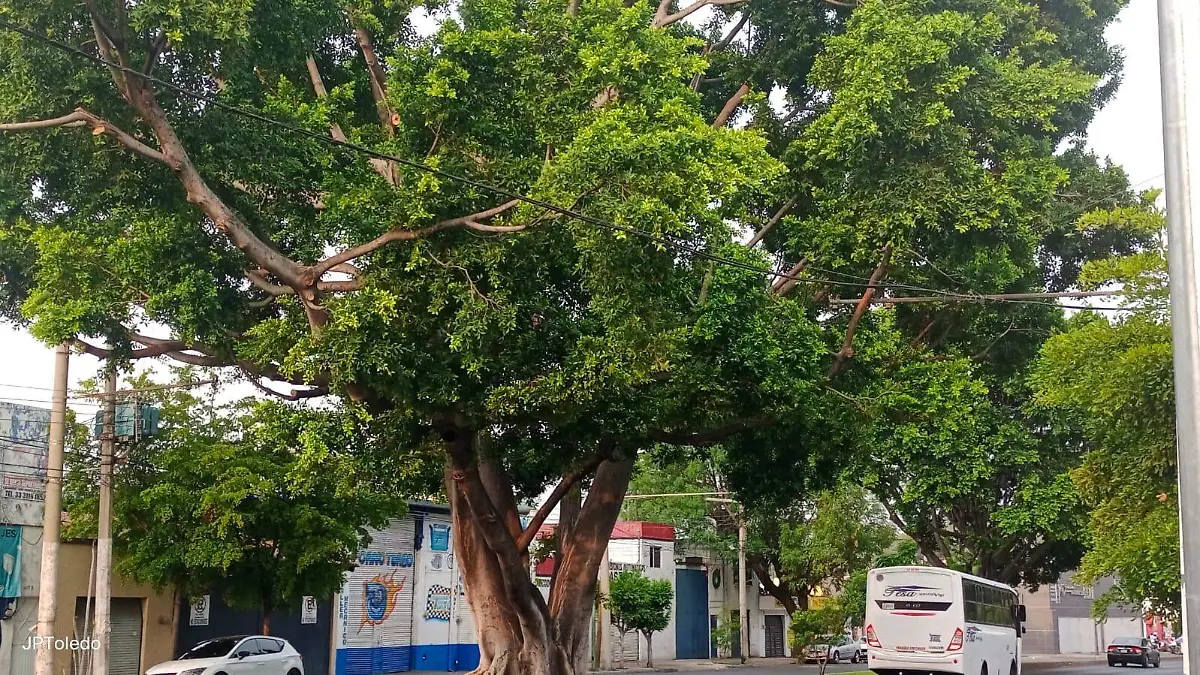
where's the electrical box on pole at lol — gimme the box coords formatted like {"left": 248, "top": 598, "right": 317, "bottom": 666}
{"left": 91, "top": 403, "right": 160, "bottom": 441}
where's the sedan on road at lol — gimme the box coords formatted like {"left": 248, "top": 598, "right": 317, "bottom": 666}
{"left": 829, "top": 636, "right": 867, "bottom": 664}
{"left": 1108, "top": 637, "right": 1162, "bottom": 668}
{"left": 145, "top": 635, "right": 305, "bottom": 675}
{"left": 805, "top": 635, "right": 865, "bottom": 664}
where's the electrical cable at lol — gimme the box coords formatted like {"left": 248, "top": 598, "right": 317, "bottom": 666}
{"left": 0, "top": 19, "right": 1153, "bottom": 315}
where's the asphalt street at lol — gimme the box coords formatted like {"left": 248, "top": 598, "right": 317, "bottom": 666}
{"left": 704, "top": 658, "right": 1186, "bottom": 675}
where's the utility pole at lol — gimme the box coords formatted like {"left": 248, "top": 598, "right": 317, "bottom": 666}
{"left": 93, "top": 366, "right": 117, "bottom": 675}
{"left": 596, "top": 547, "right": 612, "bottom": 671}
{"left": 34, "top": 344, "right": 69, "bottom": 675}
{"left": 738, "top": 516, "right": 748, "bottom": 664}
{"left": 1158, "top": 0, "right": 1200, "bottom": 674}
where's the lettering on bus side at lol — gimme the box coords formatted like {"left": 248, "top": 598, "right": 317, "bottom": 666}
{"left": 882, "top": 585, "right": 947, "bottom": 598}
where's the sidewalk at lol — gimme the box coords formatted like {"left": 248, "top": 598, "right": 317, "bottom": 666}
{"left": 593, "top": 658, "right": 796, "bottom": 672}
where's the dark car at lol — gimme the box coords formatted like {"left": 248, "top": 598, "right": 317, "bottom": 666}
{"left": 1107, "top": 637, "right": 1162, "bottom": 668}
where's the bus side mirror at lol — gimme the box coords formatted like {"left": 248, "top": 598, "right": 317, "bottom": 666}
{"left": 1015, "top": 605, "right": 1027, "bottom": 622}
{"left": 1022, "top": 627, "right": 1027, "bottom": 635}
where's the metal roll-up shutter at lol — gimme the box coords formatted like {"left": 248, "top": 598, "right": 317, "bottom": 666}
{"left": 454, "top": 573, "right": 475, "bottom": 645}
{"left": 611, "top": 626, "right": 639, "bottom": 664}
{"left": 110, "top": 598, "right": 144, "bottom": 675}
{"left": 453, "top": 571, "right": 478, "bottom": 670}
{"left": 342, "top": 568, "right": 379, "bottom": 674}
{"left": 10, "top": 598, "right": 39, "bottom": 675}
{"left": 375, "top": 517, "right": 416, "bottom": 672}
{"left": 74, "top": 598, "right": 95, "bottom": 675}
{"left": 73, "top": 597, "right": 143, "bottom": 675}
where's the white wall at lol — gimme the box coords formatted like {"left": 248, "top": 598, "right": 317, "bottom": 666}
{"left": 533, "top": 536, "right": 678, "bottom": 665}
{"left": 638, "top": 539, "right": 675, "bottom": 663}
{"left": 413, "top": 513, "right": 459, "bottom": 650}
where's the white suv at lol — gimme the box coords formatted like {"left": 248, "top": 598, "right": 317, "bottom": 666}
{"left": 145, "top": 635, "right": 304, "bottom": 675}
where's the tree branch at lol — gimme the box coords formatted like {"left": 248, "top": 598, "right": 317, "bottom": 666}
{"left": 713, "top": 82, "right": 750, "bottom": 128}
{"left": 654, "top": 0, "right": 748, "bottom": 28}
{"left": 114, "top": 76, "right": 311, "bottom": 297}
{"left": 516, "top": 453, "right": 608, "bottom": 552}
{"left": 827, "top": 247, "right": 891, "bottom": 378}
{"left": 310, "top": 199, "right": 522, "bottom": 277}
{"left": 714, "top": 12, "right": 751, "bottom": 51}
{"left": 349, "top": 15, "right": 396, "bottom": 136}
{"left": 0, "top": 108, "right": 170, "bottom": 165}
{"left": 771, "top": 258, "right": 810, "bottom": 297}
{"left": 247, "top": 376, "right": 330, "bottom": 401}
{"left": 143, "top": 31, "right": 168, "bottom": 76}
{"left": 305, "top": 55, "right": 348, "bottom": 143}
{"left": 747, "top": 196, "right": 796, "bottom": 249}
{"left": 879, "top": 498, "right": 948, "bottom": 568}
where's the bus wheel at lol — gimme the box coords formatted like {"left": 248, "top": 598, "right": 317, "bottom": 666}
{"left": 1011, "top": 660, "right": 1017, "bottom": 675}
{"left": 982, "top": 662, "right": 989, "bottom": 675}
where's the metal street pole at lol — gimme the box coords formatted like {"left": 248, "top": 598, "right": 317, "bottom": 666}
{"left": 93, "top": 366, "right": 117, "bottom": 675}
{"left": 1158, "top": 0, "right": 1200, "bottom": 673}
{"left": 34, "top": 344, "right": 70, "bottom": 675}
{"left": 738, "top": 516, "right": 748, "bottom": 664}
{"left": 596, "top": 547, "right": 612, "bottom": 671}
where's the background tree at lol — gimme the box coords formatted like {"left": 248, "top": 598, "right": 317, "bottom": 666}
{"left": 605, "top": 571, "right": 673, "bottom": 669}
{"left": 840, "top": 540, "right": 921, "bottom": 630}
{"left": 1031, "top": 235, "right": 1178, "bottom": 618}
{"left": 65, "top": 376, "right": 410, "bottom": 633}
{"left": 624, "top": 454, "right": 894, "bottom": 614}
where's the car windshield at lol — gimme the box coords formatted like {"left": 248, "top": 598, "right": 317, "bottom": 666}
{"left": 1112, "top": 638, "right": 1144, "bottom": 647}
{"left": 179, "top": 637, "right": 243, "bottom": 659}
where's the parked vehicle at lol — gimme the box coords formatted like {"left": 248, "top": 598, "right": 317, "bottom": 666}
{"left": 804, "top": 634, "right": 837, "bottom": 662}
{"left": 145, "top": 635, "right": 305, "bottom": 675}
{"left": 864, "top": 566, "right": 1026, "bottom": 675}
{"left": 1107, "top": 636, "right": 1161, "bottom": 668}
{"left": 828, "top": 635, "right": 869, "bottom": 664}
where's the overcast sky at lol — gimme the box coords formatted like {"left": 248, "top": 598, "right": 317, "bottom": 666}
{"left": 0, "top": 0, "right": 1167, "bottom": 416}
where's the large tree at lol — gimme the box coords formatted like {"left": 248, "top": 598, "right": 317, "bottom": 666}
{"left": 0, "top": 0, "right": 1148, "bottom": 672}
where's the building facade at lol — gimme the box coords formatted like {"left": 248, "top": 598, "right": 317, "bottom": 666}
{"left": 0, "top": 402, "right": 178, "bottom": 675}
{"left": 1019, "top": 572, "right": 1145, "bottom": 655}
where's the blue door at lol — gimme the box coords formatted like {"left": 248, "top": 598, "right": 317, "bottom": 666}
{"left": 675, "top": 568, "right": 710, "bottom": 659}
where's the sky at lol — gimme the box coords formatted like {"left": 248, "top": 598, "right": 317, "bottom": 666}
{"left": 0, "top": 0, "right": 1169, "bottom": 419}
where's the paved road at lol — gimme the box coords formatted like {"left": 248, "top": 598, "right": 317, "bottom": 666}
{"left": 698, "top": 657, "right": 1185, "bottom": 675}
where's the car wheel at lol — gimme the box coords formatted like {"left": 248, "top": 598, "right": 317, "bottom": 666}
{"left": 1143, "top": 656, "right": 1150, "bottom": 668}
{"left": 852, "top": 650, "right": 861, "bottom": 664}
{"left": 831, "top": 650, "right": 841, "bottom": 664}
{"left": 288, "top": 670, "right": 302, "bottom": 675}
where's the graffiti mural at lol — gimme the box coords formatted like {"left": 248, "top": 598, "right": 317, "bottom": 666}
{"left": 425, "top": 584, "right": 453, "bottom": 621}
{"left": 358, "top": 569, "right": 407, "bottom": 632}
{"left": 429, "top": 524, "right": 450, "bottom": 552}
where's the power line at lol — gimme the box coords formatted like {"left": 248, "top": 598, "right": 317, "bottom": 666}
{"left": 0, "top": 19, "right": 1159, "bottom": 319}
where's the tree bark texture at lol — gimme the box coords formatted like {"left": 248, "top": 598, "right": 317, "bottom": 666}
{"left": 445, "top": 428, "right": 633, "bottom": 675}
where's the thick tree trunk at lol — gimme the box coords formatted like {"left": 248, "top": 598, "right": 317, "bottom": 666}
{"left": 444, "top": 428, "right": 632, "bottom": 675}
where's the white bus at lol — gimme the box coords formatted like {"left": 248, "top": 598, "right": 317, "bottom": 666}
{"left": 865, "top": 566, "right": 1027, "bottom": 675}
